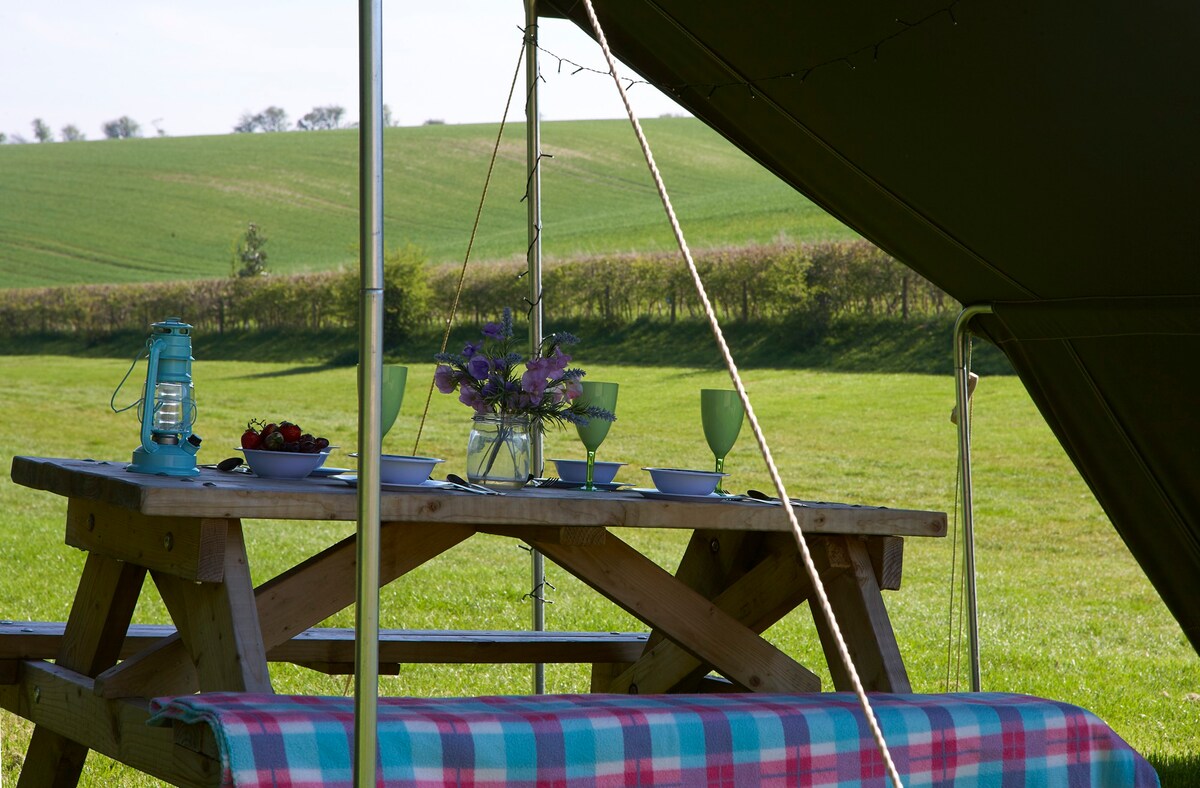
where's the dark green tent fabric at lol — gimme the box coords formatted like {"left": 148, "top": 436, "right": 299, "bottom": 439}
{"left": 540, "top": 0, "right": 1200, "bottom": 651}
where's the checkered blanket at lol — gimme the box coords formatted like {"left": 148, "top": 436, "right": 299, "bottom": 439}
{"left": 148, "top": 692, "right": 1158, "bottom": 787}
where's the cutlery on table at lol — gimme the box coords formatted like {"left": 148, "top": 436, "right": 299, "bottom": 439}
{"left": 445, "top": 473, "right": 503, "bottom": 495}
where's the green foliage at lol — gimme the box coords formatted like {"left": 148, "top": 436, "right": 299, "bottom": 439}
{"left": 231, "top": 222, "right": 269, "bottom": 278}
{"left": 100, "top": 115, "right": 140, "bottom": 139}
{"left": 0, "top": 240, "right": 953, "bottom": 344}
{"left": 0, "top": 118, "right": 856, "bottom": 289}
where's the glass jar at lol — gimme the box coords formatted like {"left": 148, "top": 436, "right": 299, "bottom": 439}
{"left": 466, "top": 414, "right": 531, "bottom": 490}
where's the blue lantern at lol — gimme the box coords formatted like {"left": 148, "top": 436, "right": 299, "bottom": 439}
{"left": 125, "top": 317, "right": 202, "bottom": 476}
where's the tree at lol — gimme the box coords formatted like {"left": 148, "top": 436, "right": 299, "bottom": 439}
{"left": 0, "top": 132, "right": 7, "bottom": 144}
{"left": 258, "top": 106, "right": 289, "bottom": 132}
{"left": 234, "top": 106, "right": 290, "bottom": 134}
{"left": 60, "top": 124, "right": 85, "bottom": 142}
{"left": 32, "top": 118, "right": 53, "bottom": 143}
{"left": 101, "top": 116, "right": 141, "bottom": 139}
{"left": 296, "top": 105, "right": 344, "bottom": 131}
{"left": 231, "top": 223, "right": 269, "bottom": 278}
{"left": 233, "top": 112, "right": 259, "bottom": 133}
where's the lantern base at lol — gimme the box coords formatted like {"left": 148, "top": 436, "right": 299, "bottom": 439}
{"left": 128, "top": 444, "right": 200, "bottom": 477}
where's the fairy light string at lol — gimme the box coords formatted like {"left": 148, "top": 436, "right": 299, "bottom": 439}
{"left": 577, "top": 0, "right": 904, "bottom": 785}
{"left": 537, "top": 1, "right": 959, "bottom": 103}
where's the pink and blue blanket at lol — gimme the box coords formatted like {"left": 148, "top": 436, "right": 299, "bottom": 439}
{"left": 148, "top": 691, "right": 1158, "bottom": 787}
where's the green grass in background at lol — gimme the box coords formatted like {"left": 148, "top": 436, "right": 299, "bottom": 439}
{"left": 0, "top": 119, "right": 856, "bottom": 288}
{"left": 1, "top": 355, "right": 1197, "bottom": 785}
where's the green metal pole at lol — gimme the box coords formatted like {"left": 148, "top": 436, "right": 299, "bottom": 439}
{"left": 354, "top": 0, "right": 384, "bottom": 782}
{"left": 524, "top": 0, "right": 547, "bottom": 695}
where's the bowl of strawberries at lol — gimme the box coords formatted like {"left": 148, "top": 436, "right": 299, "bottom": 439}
{"left": 238, "top": 419, "right": 333, "bottom": 479}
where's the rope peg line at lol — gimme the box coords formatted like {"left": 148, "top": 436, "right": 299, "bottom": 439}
{"left": 578, "top": 0, "right": 903, "bottom": 785}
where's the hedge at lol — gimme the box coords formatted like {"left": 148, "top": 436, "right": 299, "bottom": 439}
{"left": 0, "top": 240, "right": 955, "bottom": 338}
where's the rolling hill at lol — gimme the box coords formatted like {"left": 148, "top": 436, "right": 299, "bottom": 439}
{"left": 0, "top": 118, "right": 857, "bottom": 289}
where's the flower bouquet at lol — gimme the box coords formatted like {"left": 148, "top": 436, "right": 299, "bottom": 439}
{"left": 434, "top": 308, "right": 615, "bottom": 487}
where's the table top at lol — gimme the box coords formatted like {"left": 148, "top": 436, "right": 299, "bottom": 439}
{"left": 10, "top": 456, "right": 946, "bottom": 538}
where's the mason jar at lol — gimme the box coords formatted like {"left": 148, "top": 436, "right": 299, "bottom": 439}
{"left": 466, "top": 414, "right": 531, "bottom": 490}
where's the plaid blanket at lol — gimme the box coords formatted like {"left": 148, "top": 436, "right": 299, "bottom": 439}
{"left": 148, "top": 692, "right": 1158, "bottom": 787}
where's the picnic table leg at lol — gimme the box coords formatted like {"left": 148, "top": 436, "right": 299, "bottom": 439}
{"left": 592, "top": 527, "right": 768, "bottom": 690}
{"left": 18, "top": 553, "right": 146, "bottom": 788}
{"left": 153, "top": 519, "right": 272, "bottom": 693}
{"left": 810, "top": 535, "right": 911, "bottom": 692}
{"left": 532, "top": 532, "right": 820, "bottom": 694}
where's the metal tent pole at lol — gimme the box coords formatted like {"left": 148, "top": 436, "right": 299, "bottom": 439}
{"left": 353, "top": 0, "right": 384, "bottom": 783}
{"left": 524, "top": 0, "right": 547, "bottom": 695}
{"left": 954, "top": 304, "right": 992, "bottom": 693}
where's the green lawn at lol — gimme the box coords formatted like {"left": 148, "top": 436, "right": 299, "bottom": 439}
{"left": 1, "top": 355, "right": 1197, "bottom": 785}
{"left": 0, "top": 118, "right": 855, "bottom": 289}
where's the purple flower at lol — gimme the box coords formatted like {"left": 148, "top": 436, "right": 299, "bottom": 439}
{"left": 459, "top": 387, "right": 490, "bottom": 415}
{"left": 462, "top": 341, "right": 480, "bottom": 357}
{"left": 482, "top": 322, "right": 505, "bottom": 340}
{"left": 433, "top": 365, "right": 458, "bottom": 394}
{"left": 521, "top": 367, "right": 548, "bottom": 400}
{"left": 548, "top": 347, "right": 571, "bottom": 372}
{"left": 466, "top": 354, "right": 490, "bottom": 380}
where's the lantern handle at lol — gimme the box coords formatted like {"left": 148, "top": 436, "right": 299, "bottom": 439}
{"left": 110, "top": 341, "right": 151, "bottom": 415}
{"left": 138, "top": 335, "right": 165, "bottom": 453}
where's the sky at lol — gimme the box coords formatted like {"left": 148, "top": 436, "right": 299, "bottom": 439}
{"left": 0, "top": 1, "right": 689, "bottom": 141}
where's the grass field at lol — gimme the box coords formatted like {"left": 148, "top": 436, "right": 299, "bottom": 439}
{"left": 1, "top": 354, "right": 1197, "bottom": 785}
{"left": 0, "top": 118, "right": 856, "bottom": 288}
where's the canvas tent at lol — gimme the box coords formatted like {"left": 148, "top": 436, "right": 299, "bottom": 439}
{"left": 537, "top": 0, "right": 1200, "bottom": 654}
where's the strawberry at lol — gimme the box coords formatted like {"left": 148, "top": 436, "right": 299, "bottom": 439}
{"left": 240, "top": 419, "right": 265, "bottom": 450}
{"left": 279, "top": 421, "right": 303, "bottom": 443}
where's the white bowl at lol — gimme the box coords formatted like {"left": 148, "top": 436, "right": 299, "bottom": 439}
{"left": 642, "top": 467, "right": 728, "bottom": 496}
{"left": 549, "top": 459, "right": 625, "bottom": 485}
{"left": 240, "top": 448, "right": 330, "bottom": 479}
{"left": 379, "top": 454, "right": 444, "bottom": 485}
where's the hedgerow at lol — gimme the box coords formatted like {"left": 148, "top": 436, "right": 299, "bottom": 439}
{"left": 0, "top": 240, "right": 953, "bottom": 339}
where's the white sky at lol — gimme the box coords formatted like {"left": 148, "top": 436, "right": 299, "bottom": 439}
{"left": 0, "top": 0, "right": 688, "bottom": 141}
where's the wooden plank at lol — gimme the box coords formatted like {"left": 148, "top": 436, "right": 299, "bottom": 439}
{"left": 277, "top": 628, "right": 650, "bottom": 665}
{"left": 810, "top": 536, "right": 912, "bottom": 692}
{"left": 12, "top": 457, "right": 947, "bottom": 538}
{"left": 604, "top": 547, "right": 820, "bottom": 694}
{"left": 2, "top": 622, "right": 650, "bottom": 665}
{"left": 18, "top": 554, "right": 145, "bottom": 788}
{"left": 155, "top": 521, "right": 272, "bottom": 693}
{"left": 94, "top": 522, "right": 474, "bottom": 698}
{"left": 530, "top": 532, "right": 820, "bottom": 693}
{"left": 0, "top": 660, "right": 219, "bottom": 787}
{"left": 867, "top": 535, "right": 904, "bottom": 591}
{"left": 475, "top": 524, "right": 606, "bottom": 545}
{"left": 66, "top": 498, "right": 228, "bottom": 583}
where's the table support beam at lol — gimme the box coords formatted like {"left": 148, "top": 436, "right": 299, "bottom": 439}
{"left": 17, "top": 554, "right": 145, "bottom": 788}
{"left": 530, "top": 532, "right": 819, "bottom": 693}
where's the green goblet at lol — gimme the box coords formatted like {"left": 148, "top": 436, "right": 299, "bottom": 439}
{"left": 701, "top": 388, "right": 744, "bottom": 495}
{"left": 575, "top": 381, "right": 619, "bottom": 491}
{"left": 380, "top": 364, "right": 407, "bottom": 440}
{"left": 360, "top": 364, "right": 407, "bottom": 442}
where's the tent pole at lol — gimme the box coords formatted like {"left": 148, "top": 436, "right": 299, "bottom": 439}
{"left": 954, "top": 304, "right": 992, "bottom": 693}
{"left": 353, "top": 0, "right": 384, "bottom": 783}
{"left": 524, "top": 0, "right": 547, "bottom": 695}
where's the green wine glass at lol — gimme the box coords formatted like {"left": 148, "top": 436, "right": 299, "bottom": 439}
{"left": 575, "top": 381, "right": 619, "bottom": 491}
{"left": 359, "top": 364, "right": 407, "bottom": 444}
{"left": 701, "top": 388, "right": 744, "bottom": 495}
{"left": 380, "top": 364, "right": 407, "bottom": 441}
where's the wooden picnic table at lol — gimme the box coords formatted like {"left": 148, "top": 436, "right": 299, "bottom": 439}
{"left": 1, "top": 455, "right": 945, "bottom": 787}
